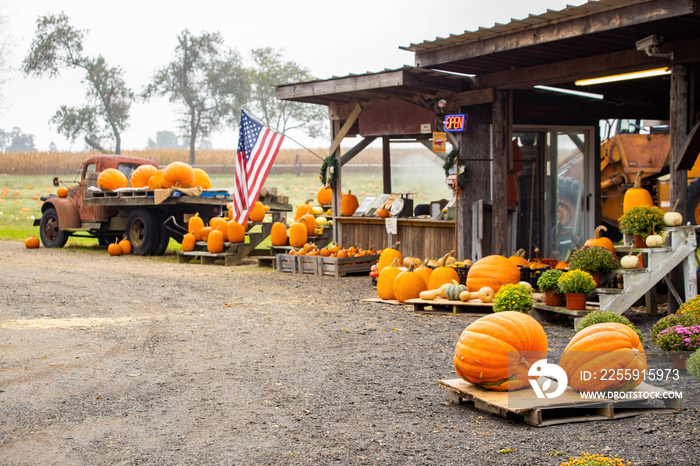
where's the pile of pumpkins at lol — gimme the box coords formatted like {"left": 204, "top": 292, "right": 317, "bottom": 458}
{"left": 96, "top": 161, "right": 213, "bottom": 191}
{"left": 376, "top": 245, "right": 520, "bottom": 304}
{"left": 107, "top": 238, "right": 132, "bottom": 256}
{"left": 182, "top": 200, "right": 270, "bottom": 254}
{"left": 453, "top": 311, "right": 646, "bottom": 393}
{"left": 272, "top": 194, "right": 335, "bottom": 249}
{"left": 288, "top": 243, "right": 377, "bottom": 258}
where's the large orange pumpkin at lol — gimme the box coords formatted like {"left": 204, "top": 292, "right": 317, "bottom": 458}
{"left": 377, "top": 242, "right": 402, "bottom": 273}
{"left": 97, "top": 168, "right": 128, "bottom": 191}
{"left": 454, "top": 311, "right": 548, "bottom": 391}
{"left": 584, "top": 225, "right": 616, "bottom": 254}
{"left": 129, "top": 164, "right": 157, "bottom": 188}
{"left": 294, "top": 200, "right": 314, "bottom": 220}
{"left": 249, "top": 201, "right": 266, "bottom": 222}
{"left": 226, "top": 220, "right": 245, "bottom": 243}
{"left": 558, "top": 323, "right": 647, "bottom": 393}
{"left": 182, "top": 232, "right": 196, "bottom": 251}
{"left": 427, "top": 251, "right": 460, "bottom": 290}
{"left": 270, "top": 222, "right": 287, "bottom": 246}
{"left": 207, "top": 229, "right": 224, "bottom": 253}
{"left": 394, "top": 264, "right": 428, "bottom": 303}
{"left": 622, "top": 169, "right": 654, "bottom": 213}
{"left": 341, "top": 190, "right": 359, "bottom": 216}
{"left": 193, "top": 168, "right": 212, "bottom": 189}
{"left": 299, "top": 214, "right": 317, "bottom": 236}
{"left": 188, "top": 213, "right": 205, "bottom": 241}
{"left": 377, "top": 258, "right": 401, "bottom": 301}
{"left": 118, "top": 238, "right": 131, "bottom": 255}
{"left": 148, "top": 169, "right": 164, "bottom": 190}
{"left": 288, "top": 222, "right": 308, "bottom": 248}
{"left": 467, "top": 255, "right": 520, "bottom": 294}
{"left": 162, "top": 162, "right": 196, "bottom": 189}
{"left": 317, "top": 186, "right": 333, "bottom": 205}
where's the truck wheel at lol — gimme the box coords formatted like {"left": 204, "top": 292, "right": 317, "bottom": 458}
{"left": 126, "top": 209, "right": 158, "bottom": 255}
{"left": 152, "top": 212, "right": 171, "bottom": 256}
{"left": 39, "top": 207, "right": 69, "bottom": 248}
{"left": 687, "top": 177, "right": 700, "bottom": 225}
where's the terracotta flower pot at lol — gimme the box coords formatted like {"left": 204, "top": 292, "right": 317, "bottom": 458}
{"left": 544, "top": 290, "right": 564, "bottom": 307}
{"left": 634, "top": 234, "right": 646, "bottom": 248}
{"left": 669, "top": 352, "right": 690, "bottom": 371}
{"left": 565, "top": 293, "right": 587, "bottom": 310}
{"left": 590, "top": 271, "right": 602, "bottom": 287}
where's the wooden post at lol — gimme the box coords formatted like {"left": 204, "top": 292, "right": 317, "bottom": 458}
{"left": 669, "top": 64, "right": 690, "bottom": 311}
{"left": 331, "top": 120, "right": 343, "bottom": 245}
{"left": 382, "top": 136, "right": 392, "bottom": 194}
{"left": 491, "top": 90, "right": 511, "bottom": 256}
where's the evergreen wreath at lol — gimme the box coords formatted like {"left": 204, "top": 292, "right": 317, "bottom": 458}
{"left": 443, "top": 149, "right": 467, "bottom": 190}
{"left": 320, "top": 156, "right": 339, "bottom": 189}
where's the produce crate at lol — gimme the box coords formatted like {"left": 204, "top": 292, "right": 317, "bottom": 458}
{"left": 297, "top": 255, "right": 321, "bottom": 274}
{"left": 319, "top": 254, "right": 379, "bottom": 278}
{"left": 276, "top": 254, "right": 297, "bottom": 273}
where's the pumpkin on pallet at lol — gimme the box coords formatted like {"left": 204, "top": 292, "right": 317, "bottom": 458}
{"left": 288, "top": 222, "right": 308, "bottom": 248}
{"left": 394, "top": 263, "right": 428, "bottom": 303}
{"left": 270, "top": 222, "right": 288, "bottom": 246}
{"left": 377, "top": 258, "right": 402, "bottom": 301}
{"left": 227, "top": 220, "right": 245, "bottom": 243}
{"left": 453, "top": 311, "right": 548, "bottom": 391}
{"left": 188, "top": 213, "right": 205, "bottom": 241}
{"left": 466, "top": 255, "right": 520, "bottom": 294}
{"left": 427, "top": 251, "right": 460, "bottom": 290}
{"left": 207, "top": 229, "right": 225, "bottom": 253}
{"left": 378, "top": 242, "right": 402, "bottom": 273}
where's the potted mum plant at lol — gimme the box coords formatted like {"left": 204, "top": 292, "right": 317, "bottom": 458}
{"left": 537, "top": 269, "right": 564, "bottom": 307}
{"left": 492, "top": 283, "right": 533, "bottom": 313}
{"left": 567, "top": 245, "right": 619, "bottom": 286}
{"left": 654, "top": 324, "right": 700, "bottom": 370}
{"left": 618, "top": 205, "right": 665, "bottom": 246}
{"left": 557, "top": 269, "right": 596, "bottom": 310}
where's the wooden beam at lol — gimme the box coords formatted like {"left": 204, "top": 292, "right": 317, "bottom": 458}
{"left": 449, "top": 88, "right": 494, "bottom": 107}
{"left": 328, "top": 103, "right": 362, "bottom": 158}
{"left": 675, "top": 120, "right": 700, "bottom": 170}
{"left": 339, "top": 136, "right": 377, "bottom": 166}
{"left": 382, "top": 136, "right": 392, "bottom": 194}
{"left": 491, "top": 90, "right": 510, "bottom": 256}
{"left": 414, "top": 0, "right": 695, "bottom": 67}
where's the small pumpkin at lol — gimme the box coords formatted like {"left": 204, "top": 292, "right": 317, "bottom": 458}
{"left": 394, "top": 263, "right": 428, "bottom": 303}
{"left": 664, "top": 199, "right": 683, "bottom": 226}
{"left": 453, "top": 311, "right": 548, "bottom": 391}
{"left": 294, "top": 199, "right": 314, "bottom": 220}
{"left": 57, "top": 187, "right": 69, "bottom": 198}
{"left": 341, "top": 190, "right": 359, "bottom": 216}
{"left": 584, "top": 225, "right": 615, "bottom": 254}
{"left": 622, "top": 169, "right": 654, "bottom": 213}
{"left": 207, "top": 229, "right": 224, "bottom": 253}
{"left": 317, "top": 186, "right": 333, "bottom": 205}
{"left": 558, "top": 322, "right": 646, "bottom": 392}
{"left": 24, "top": 236, "right": 40, "bottom": 249}
{"left": 227, "top": 220, "right": 246, "bottom": 243}
{"left": 414, "top": 257, "right": 432, "bottom": 287}
{"left": 403, "top": 256, "right": 422, "bottom": 268}
{"left": 118, "top": 238, "right": 132, "bottom": 255}
{"left": 270, "top": 222, "right": 288, "bottom": 246}
{"left": 129, "top": 164, "right": 158, "bottom": 188}
{"left": 288, "top": 222, "right": 308, "bottom": 248}
{"left": 108, "top": 241, "right": 123, "bottom": 256}
{"left": 427, "top": 251, "right": 460, "bottom": 290}
{"left": 645, "top": 223, "right": 664, "bottom": 247}
{"left": 249, "top": 201, "right": 266, "bottom": 223}
{"left": 507, "top": 248, "right": 528, "bottom": 267}
{"left": 193, "top": 168, "right": 212, "bottom": 189}
{"left": 377, "top": 258, "right": 402, "bottom": 301}
{"left": 378, "top": 242, "right": 402, "bottom": 273}
{"left": 620, "top": 252, "right": 640, "bottom": 269}
{"left": 182, "top": 232, "right": 197, "bottom": 251}
{"left": 209, "top": 217, "right": 228, "bottom": 236}
{"left": 200, "top": 226, "right": 212, "bottom": 242}
{"left": 445, "top": 280, "right": 467, "bottom": 301}
{"left": 162, "top": 161, "right": 196, "bottom": 189}
{"left": 188, "top": 213, "right": 205, "bottom": 241}
{"left": 555, "top": 261, "right": 568, "bottom": 270}
{"left": 466, "top": 255, "right": 520, "bottom": 294}
{"left": 97, "top": 168, "right": 128, "bottom": 191}
{"left": 376, "top": 208, "right": 391, "bottom": 218}
{"left": 299, "top": 213, "right": 317, "bottom": 236}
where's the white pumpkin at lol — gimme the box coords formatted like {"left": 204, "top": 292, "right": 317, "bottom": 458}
{"left": 620, "top": 254, "right": 639, "bottom": 269}
{"left": 312, "top": 205, "right": 324, "bottom": 215}
{"left": 645, "top": 233, "right": 664, "bottom": 248}
{"left": 664, "top": 211, "right": 683, "bottom": 226}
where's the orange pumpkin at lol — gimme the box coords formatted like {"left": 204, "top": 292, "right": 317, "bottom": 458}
{"left": 584, "top": 225, "right": 616, "bottom": 255}
{"left": 207, "top": 229, "right": 224, "bottom": 253}
{"left": 288, "top": 222, "right": 308, "bottom": 248}
{"left": 118, "top": 238, "right": 131, "bottom": 255}
{"left": 558, "top": 323, "right": 646, "bottom": 392}
{"left": 454, "top": 311, "right": 548, "bottom": 391}
{"left": 623, "top": 169, "right": 654, "bottom": 213}
{"left": 377, "top": 258, "right": 401, "bottom": 301}
{"left": 294, "top": 199, "right": 314, "bottom": 220}
{"left": 376, "top": 208, "right": 391, "bottom": 218}
{"left": 147, "top": 170, "right": 164, "bottom": 190}
{"left": 555, "top": 261, "right": 568, "bottom": 270}
{"left": 193, "top": 168, "right": 212, "bottom": 189}
{"left": 182, "top": 232, "right": 196, "bottom": 251}
{"left": 162, "top": 162, "right": 196, "bottom": 189}
{"left": 188, "top": 213, "right": 205, "bottom": 241}
{"left": 341, "top": 190, "right": 359, "bottom": 216}
{"left": 227, "top": 220, "right": 245, "bottom": 243}
{"left": 57, "top": 187, "right": 69, "bottom": 198}
{"left": 97, "top": 168, "right": 128, "bottom": 191}
{"left": 466, "top": 255, "right": 520, "bottom": 294}
{"left": 209, "top": 217, "right": 228, "bottom": 236}
{"left": 24, "top": 236, "right": 40, "bottom": 249}
{"left": 249, "top": 201, "right": 266, "bottom": 222}
{"left": 129, "top": 164, "right": 157, "bottom": 188}
{"left": 394, "top": 264, "right": 428, "bottom": 303}
{"left": 317, "top": 186, "right": 333, "bottom": 205}
{"left": 377, "top": 242, "right": 402, "bottom": 273}
{"left": 414, "top": 257, "right": 432, "bottom": 287}
{"left": 108, "top": 241, "right": 123, "bottom": 256}
{"left": 200, "top": 226, "right": 212, "bottom": 242}
{"left": 270, "top": 222, "right": 287, "bottom": 246}
{"left": 427, "top": 251, "right": 460, "bottom": 290}
{"left": 508, "top": 249, "right": 528, "bottom": 267}
{"left": 299, "top": 214, "right": 317, "bottom": 236}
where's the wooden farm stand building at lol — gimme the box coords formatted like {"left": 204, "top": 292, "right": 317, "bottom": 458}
{"left": 276, "top": 0, "right": 700, "bottom": 304}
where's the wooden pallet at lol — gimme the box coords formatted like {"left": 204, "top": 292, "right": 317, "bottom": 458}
{"left": 440, "top": 378, "right": 682, "bottom": 427}
{"left": 176, "top": 221, "right": 274, "bottom": 266}
{"left": 405, "top": 297, "right": 493, "bottom": 314}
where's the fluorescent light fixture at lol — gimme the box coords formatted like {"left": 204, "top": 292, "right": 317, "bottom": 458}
{"left": 575, "top": 68, "right": 670, "bottom": 86}
{"left": 535, "top": 85, "right": 604, "bottom": 100}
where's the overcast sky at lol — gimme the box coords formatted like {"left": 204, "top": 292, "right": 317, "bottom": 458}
{"left": 0, "top": 0, "right": 584, "bottom": 152}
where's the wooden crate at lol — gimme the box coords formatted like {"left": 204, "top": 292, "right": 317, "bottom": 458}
{"left": 276, "top": 254, "right": 297, "bottom": 273}
{"left": 297, "top": 255, "right": 321, "bottom": 274}
{"left": 319, "top": 254, "right": 379, "bottom": 277}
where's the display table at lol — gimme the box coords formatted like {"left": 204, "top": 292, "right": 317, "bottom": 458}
{"left": 335, "top": 216, "right": 455, "bottom": 260}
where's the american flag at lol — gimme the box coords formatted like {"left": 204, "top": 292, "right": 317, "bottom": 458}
{"left": 232, "top": 110, "right": 284, "bottom": 224}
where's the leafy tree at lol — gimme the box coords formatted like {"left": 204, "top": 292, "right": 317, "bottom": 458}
{"left": 22, "top": 12, "right": 133, "bottom": 154}
{"left": 249, "top": 47, "right": 327, "bottom": 140}
{"left": 0, "top": 127, "right": 36, "bottom": 152}
{"left": 147, "top": 130, "right": 183, "bottom": 149}
{"left": 143, "top": 29, "right": 249, "bottom": 165}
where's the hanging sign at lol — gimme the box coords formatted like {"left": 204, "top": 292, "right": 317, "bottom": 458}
{"left": 444, "top": 113, "right": 466, "bottom": 132}
{"left": 432, "top": 132, "right": 447, "bottom": 153}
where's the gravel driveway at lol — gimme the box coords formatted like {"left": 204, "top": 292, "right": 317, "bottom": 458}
{"left": 0, "top": 240, "right": 698, "bottom": 465}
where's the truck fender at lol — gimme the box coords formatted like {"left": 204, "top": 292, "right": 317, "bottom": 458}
{"left": 42, "top": 197, "right": 81, "bottom": 229}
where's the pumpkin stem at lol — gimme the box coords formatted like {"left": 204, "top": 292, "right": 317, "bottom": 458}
{"left": 441, "top": 250, "right": 455, "bottom": 267}
{"left": 671, "top": 199, "right": 680, "bottom": 213}
{"left": 534, "top": 247, "right": 542, "bottom": 264}
{"left": 594, "top": 225, "right": 607, "bottom": 239}
{"left": 390, "top": 241, "right": 400, "bottom": 250}
{"left": 518, "top": 356, "right": 531, "bottom": 369}
{"left": 515, "top": 248, "right": 526, "bottom": 258}
{"left": 389, "top": 257, "right": 400, "bottom": 268}
{"left": 633, "top": 169, "right": 645, "bottom": 189}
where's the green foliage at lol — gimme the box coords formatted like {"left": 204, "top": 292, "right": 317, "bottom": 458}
{"left": 677, "top": 295, "right": 700, "bottom": 318}
{"left": 575, "top": 310, "right": 643, "bottom": 342}
{"left": 567, "top": 245, "right": 619, "bottom": 273}
{"left": 651, "top": 313, "right": 700, "bottom": 344}
{"left": 557, "top": 269, "right": 596, "bottom": 294}
{"left": 617, "top": 205, "right": 665, "bottom": 238}
{"left": 22, "top": 13, "right": 133, "bottom": 154}
{"left": 537, "top": 269, "right": 564, "bottom": 292}
{"left": 687, "top": 350, "right": 700, "bottom": 383}
{"left": 492, "top": 283, "right": 533, "bottom": 313}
